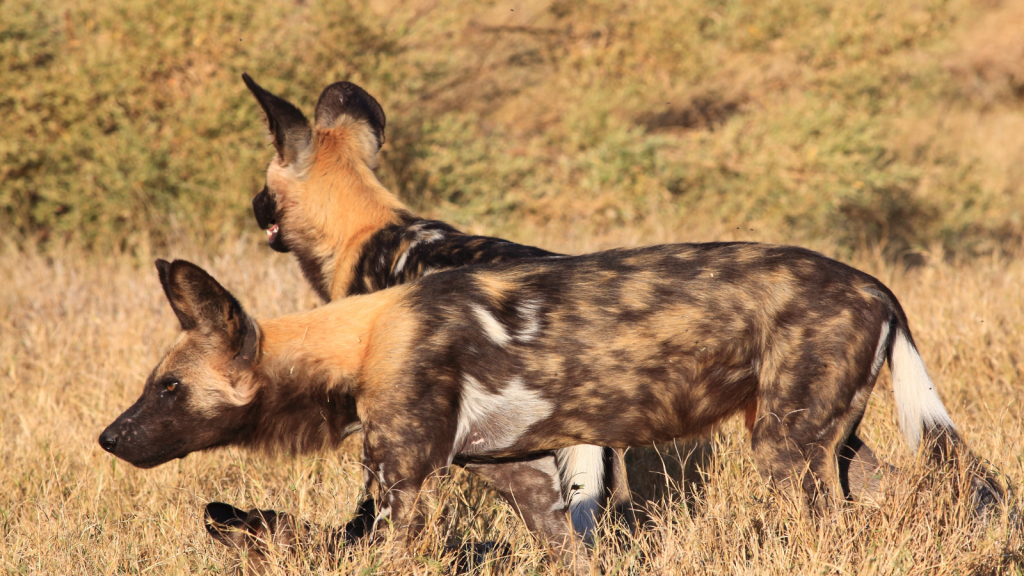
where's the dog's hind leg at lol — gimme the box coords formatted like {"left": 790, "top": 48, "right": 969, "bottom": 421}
{"left": 752, "top": 383, "right": 880, "bottom": 515}
{"left": 465, "top": 455, "right": 589, "bottom": 573}
{"left": 756, "top": 366, "right": 881, "bottom": 512}
{"left": 606, "top": 447, "right": 638, "bottom": 528}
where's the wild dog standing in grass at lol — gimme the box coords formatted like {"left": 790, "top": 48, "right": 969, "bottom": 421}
{"left": 241, "top": 73, "right": 632, "bottom": 551}
{"left": 100, "top": 256, "right": 1003, "bottom": 567}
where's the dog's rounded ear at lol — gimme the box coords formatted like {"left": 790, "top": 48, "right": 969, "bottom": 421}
{"left": 154, "top": 260, "right": 258, "bottom": 362}
{"left": 204, "top": 502, "right": 250, "bottom": 549}
{"left": 242, "top": 73, "right": 313, "bottom": 167}
{"left": 314, "top": 81, "right": 386, "bottom": 150}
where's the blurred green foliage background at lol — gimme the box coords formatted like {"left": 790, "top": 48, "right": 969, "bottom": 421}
{"left": 3, "top": 0, "right": 1023, "bottom": 257}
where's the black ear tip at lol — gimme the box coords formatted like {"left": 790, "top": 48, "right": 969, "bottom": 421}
{"left": 242, "top": 73, "right": 271, "bottom": 101}
{"left": 155, "top": 258, "right": 171, "bottom": 279}
{"left": 167, "top": 258, "right": 193, "bottom": 272}
{"left": 242, "top": 72, "right": 258, "bottom": 91}
{"left": 204, "top": 502, "right": 247, "bottom": 530}
{"left": 315, "top": 81, "right": 386, "bottom": 137}
{"left": 164, "top": 259, "right": 212, "bottom": 286}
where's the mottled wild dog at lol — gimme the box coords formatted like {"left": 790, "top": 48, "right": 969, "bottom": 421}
{"left": 100, "top": 253, "right": 1003, "bottom": 561}
{"left": 241, "top": 72, "right": 631, "bottom": 545}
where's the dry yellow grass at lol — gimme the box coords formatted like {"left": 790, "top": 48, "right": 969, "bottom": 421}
{"left": 1, "top": 225, "right": 1021, "bottom": 574}
{"left": 4, "top": 0, "right": 1024, "bottom": 572}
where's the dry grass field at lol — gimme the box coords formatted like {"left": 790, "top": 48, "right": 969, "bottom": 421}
{"left": 4, "top": 0, "right": 1024, "bottom": 573}
{"left": 1, "top": 229, "right": 1022, "bottom": 574}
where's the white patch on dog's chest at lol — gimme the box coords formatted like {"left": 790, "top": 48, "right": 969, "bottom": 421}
{"left": 452, "top": 376, "right": 552, "bottom": 458}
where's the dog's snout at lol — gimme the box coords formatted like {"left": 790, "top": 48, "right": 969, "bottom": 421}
{"left": 252, "top": 187, "right": 277, "bottom": 229}
{"left": 98, "top": 430, "right": 118, "bottom": 453}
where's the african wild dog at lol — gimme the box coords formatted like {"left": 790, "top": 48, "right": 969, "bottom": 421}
{"left": 240, "top": 72, "right": 632, "bottom": 547}
{"left": 100, "top": 254, "right": 1003, "bottom": 565}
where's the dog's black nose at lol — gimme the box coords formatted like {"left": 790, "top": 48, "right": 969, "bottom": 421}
{"left": 98, "top": 431, "right": 118, "bottom": 453}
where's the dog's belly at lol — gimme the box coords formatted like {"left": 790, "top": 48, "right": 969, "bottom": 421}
{"left": 459, "top": 373, "right": 758, "bottom": 458}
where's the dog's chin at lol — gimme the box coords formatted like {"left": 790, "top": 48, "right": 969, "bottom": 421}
{"left": 120, "top": 448, "right": 188, "bottom": 469}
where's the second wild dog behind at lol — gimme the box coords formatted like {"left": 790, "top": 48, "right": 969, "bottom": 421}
{"left": 100, "top": 248, "right": 1004, "bottom": 559}
{"left": 242, "top": 71, "right": 632, "bottom": 548}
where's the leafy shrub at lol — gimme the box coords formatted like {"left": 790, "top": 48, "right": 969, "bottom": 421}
{"left": 2, "top": 0, "right": 1023, "bottom": 257}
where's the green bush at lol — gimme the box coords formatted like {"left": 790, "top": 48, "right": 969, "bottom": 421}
{"left": 2, "top": 0, "right": 1023, "bottom": 256}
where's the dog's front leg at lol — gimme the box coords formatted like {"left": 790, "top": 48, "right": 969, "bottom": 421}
{"left": 362, "top": 429, "right": 448, "bottom": 544}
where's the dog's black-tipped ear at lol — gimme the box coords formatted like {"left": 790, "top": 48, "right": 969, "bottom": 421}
{"left": 242, "top": 73, "right": 312, "bottom": 167}
{"left": 204, "top": 502, "right": 249, "bottom": 549}
{"left": 155, "top": 260, "right": 258, "bottom": 363}
{"left": 314, "top": 81, "right": 386, "bottom": 150}
{"left": 156, "top": 258, "right": 196, "bottom": 330}
{"left": 155, "top": 258, "right": 173, "bottom": 298}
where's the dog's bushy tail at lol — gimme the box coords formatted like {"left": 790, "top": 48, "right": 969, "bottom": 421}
{"left": 889, "top": 325, "right": 958, "bottom": 454}
{"left": 886, "top": 316, "right": 1007, "bottom": 516}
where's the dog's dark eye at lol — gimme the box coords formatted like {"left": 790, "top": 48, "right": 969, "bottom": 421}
{"left": 165, "top": 381, "right": 179, "bottom": 392}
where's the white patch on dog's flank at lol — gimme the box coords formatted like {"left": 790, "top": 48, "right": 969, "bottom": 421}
{"left": 517, "top": 300, "right": 542, "bottom": 342}
{"left": 454, "top": 376, "right": 552, "bottom": 457}
{"left": 869, "top": 320, "right": 891, "bottom": 381}
{"left": 556, "top": 445, "right": 605, "bottom": 542}
{"left": 890, "top": 328, "right": 956, "bottom": 450}
{"left": 470, "top": 304, "right": 511, "bottom": 346}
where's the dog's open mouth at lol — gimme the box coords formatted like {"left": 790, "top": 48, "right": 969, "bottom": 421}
{"left": 253, "top": 187, "right": 289, "bottom": 252}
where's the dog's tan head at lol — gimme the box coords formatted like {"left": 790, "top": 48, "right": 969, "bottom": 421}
{"left": 205, "top": 502, "right": 305, "bottom": 573}
{"left": 98, "top": 259, "right": 261, "bottom": 468}
{"left": 243, "top": 74, "right": 386, "bottom": 247}
{"left": 242, "top": 74, "right": 402, "bottom": 301}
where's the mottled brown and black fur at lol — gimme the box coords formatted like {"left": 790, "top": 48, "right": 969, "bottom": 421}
{"left": 101, "top": 252, "right": 1003, "bottom": 566}
{"left": 243, "top": 73, "right": 630, "bottom": 551}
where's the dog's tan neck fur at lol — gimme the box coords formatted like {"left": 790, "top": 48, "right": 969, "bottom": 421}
{"left": 235, "top": 291, "right": 406, "bottom": 454}
{"left": 270, "top": 126, "right": 410, "bottom": 302}
{"left": 256, "top": 299, "right": 375, "bottom": 391}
